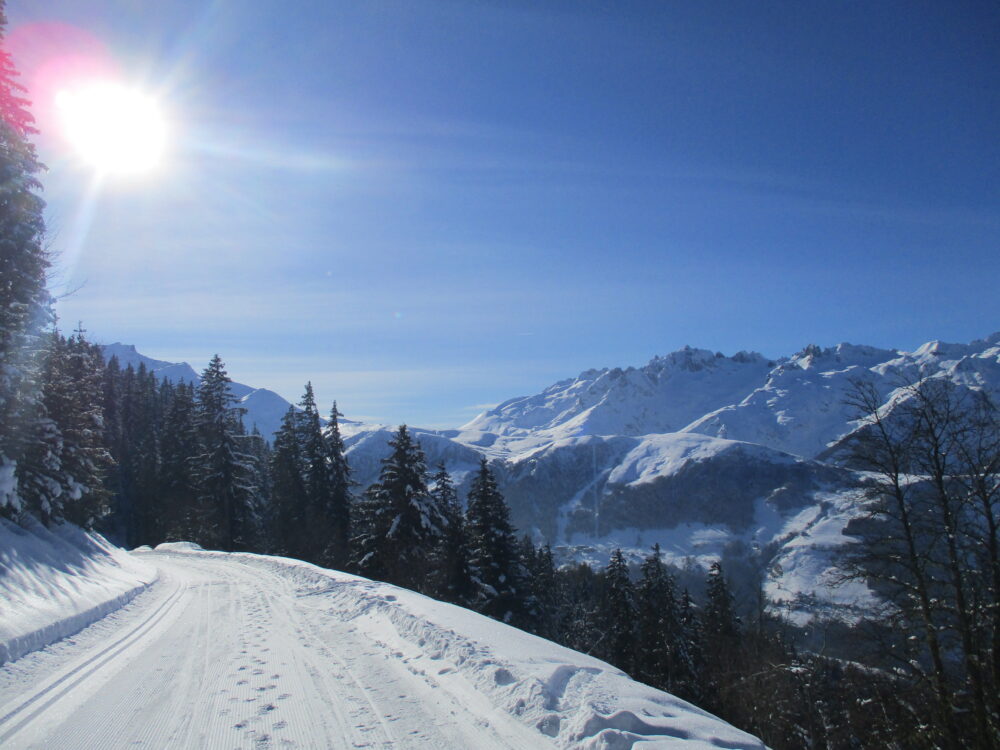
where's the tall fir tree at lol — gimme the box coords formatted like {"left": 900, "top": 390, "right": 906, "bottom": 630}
{"left": 700, "top": 561, "right": 742, "bottom": 714}
{"left": 192, "top": 354, "right": 258, "bottom": 550}
{"left": 54, "top": 328, "right": 112, "bottom": 526}
{"left": 352, "top": 425, "right": 444, "bottom": 590}
{"left": 324, "top": 401, "right": 352, "bottom": 569}
{"left": 0, "top": 2, "right": 52, "bottom": 518}
{"left": 270, "top": 406, "right": 307, "bottom": 557}
{"left": 159, "top": 379, "right": 199, "bottom": 540}
{"left": 296, "top": 382, "right": 333, "bottom": 562}
{"left": 466, "top": 458, "right": 524, "bottom": 624}
{"left": 598, "top": 548, "right": 637, "bottom": 674}
{"left": 18, "top": 329, "right": 111, "bottom": 526}
{"left": 524, "top": 542, "right": 559, "bottom": 639}
{"left": 634, "top": 544, "right": 684, "bottom": 691}
{"left": 429, "top": 462, "right": 473, "bottom": 604}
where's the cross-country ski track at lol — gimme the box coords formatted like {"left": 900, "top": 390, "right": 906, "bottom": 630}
{"left": 0, "top": 547, "right": 765, "bottom": 749}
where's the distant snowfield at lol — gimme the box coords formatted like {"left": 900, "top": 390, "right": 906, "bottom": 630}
{"left": 0, "top": 542, "right": 764, "bottom": 749}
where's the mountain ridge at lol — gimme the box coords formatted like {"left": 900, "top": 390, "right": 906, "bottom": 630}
{"left": 101, "top": 331, "right": 1000, "bottom": 622}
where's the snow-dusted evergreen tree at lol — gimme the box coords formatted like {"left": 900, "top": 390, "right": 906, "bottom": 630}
{"left": 0, "top": 3, "right": 52, "bottom": 518}
{"left": 159, "top": 379, "right": 199, "bottom": 540}
{"left": 635, "top": 544, "right": 683, "bottom": 690}
{"left": 523, "top": 542, "right": 559, "bottom": 639}
{"left": 323, "top": 400, "right": 352, "bottom": 569}
{"left": 16, "top": 332, "right": 65, "bottom": 522}
{"left": 296, "top": 382, "right": 332, "bottom": 562}
{"left": 270, "top": 406, "right": 306, "bottom": 557}
{"left": 245, "top": 424, "right": 273, "bottom": 549}
{"left": 192, "top": 354, "right": 258, "bottom": 550}
{"left": 598, "top": 548, "right": 637, "bottom": 674}
{"left": 51, "top": 329, "right": 111, "bottom": 526}
{"left": 466, "top": 458, "right": 524, "bottom": 623}
{"left": 429, "top": 462, "right": 473, "bottom": 604}
{"left": 353, "top": 425, "right": 444, "bottom": 591}
{"left": 17, "top": 329, "right": 111, "bottom": 526}
{"left": 704, "top": 561, "right": 740, "bottom": 639}
{"left": 676, "top": 587, "right": 705, "bottom": 704}
{"left": 700, "top": 561, "right": 742, "bottom": 713}
{"left": 117, "top": 363, "right": 162, "bottom": 546}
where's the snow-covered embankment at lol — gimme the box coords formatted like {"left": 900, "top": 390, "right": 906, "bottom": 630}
{"left": 0, "top": 517, "right": 156, "bottom": 666}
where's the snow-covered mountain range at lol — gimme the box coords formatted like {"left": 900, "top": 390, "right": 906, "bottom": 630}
{"left": 103, "top": 333, "right": 1000, "bottom": 622}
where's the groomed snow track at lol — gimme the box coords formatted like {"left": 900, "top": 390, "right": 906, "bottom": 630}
{"left": 0, "top": 547, "right": 765, "bottom": 749}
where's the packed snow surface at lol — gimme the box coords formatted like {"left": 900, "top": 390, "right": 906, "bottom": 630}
{"left": 0, "top": 517, "right": 156, "bottom": 666}
{"left": 0, "top": 544, "right": 764, "bottom": 749}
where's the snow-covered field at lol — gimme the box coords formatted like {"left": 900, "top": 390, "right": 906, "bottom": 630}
{"left": 0, "top": 540, "right": 765, "bottom": 749}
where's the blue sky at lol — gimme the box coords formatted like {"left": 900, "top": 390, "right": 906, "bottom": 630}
{"left": 9, "top": 0, "right": 1000, "bottom": 427}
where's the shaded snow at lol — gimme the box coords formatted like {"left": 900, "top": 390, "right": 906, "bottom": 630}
{"left": 0, "top": 517, "right": 156, "bottom": 665}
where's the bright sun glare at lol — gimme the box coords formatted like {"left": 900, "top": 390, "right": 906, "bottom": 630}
{"left": 55, "top": 82, "right": 167, "bottom": 176}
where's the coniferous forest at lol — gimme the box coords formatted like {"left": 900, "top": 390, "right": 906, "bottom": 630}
{"left": 2, "top": 6, "right": 1000, "bottom": 748}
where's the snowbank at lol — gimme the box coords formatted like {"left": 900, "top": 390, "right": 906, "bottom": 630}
{"left": 159, "top": 546, "right": 764, "bottom": 749}
{"left": 0, "top": 517, "right": 157, "bottom": 665}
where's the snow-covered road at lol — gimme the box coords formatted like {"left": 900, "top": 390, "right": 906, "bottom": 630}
{"left": 0, "top": 548, "right": 765, "bottom": 749}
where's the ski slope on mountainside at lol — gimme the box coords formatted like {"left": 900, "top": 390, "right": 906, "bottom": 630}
{"left": 0, "top": 547, "right": 765, "bottom": 750}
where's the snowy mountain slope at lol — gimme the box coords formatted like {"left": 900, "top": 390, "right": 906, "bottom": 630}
{"left": 101, "top": 342, "right": 201, "bottom": 387}
{"left": 683, "top": 334, "right": 1000, "bottom": 459}
{"left": 0, "top": 517, "right": 156, "bottom": 666}
{"left": 459, "top": 347, "right": 776, "bottom": 456}
{"left": 457, "top": 333, "right": 1000, "bottom": 463}
{"left": 0, "top": 543, "right": 766, "bottom": 749}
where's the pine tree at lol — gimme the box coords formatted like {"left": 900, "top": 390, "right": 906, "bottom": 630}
{"left": 353, "top": 426, "right": 444, "bottom": 590}
{"left": 55, "top": 328, "right": 112, "bottom": 526}
{"left": 16, "top": 329, "right": 111, "bottom": 526}
{"left": 524, "top": 542, "right": 559, "bottom": 639}
{"left": 119, "top": 363, "right": 162, "bottom": 546}
{"left": 429, "top": 462, "right": 473, "bottom": 604}
{"left": 16, "top": 331, "right": 67, "bottom": 522}
{"left": 0, "top": 4, "right": 52, "bottom": 518}
{"left": 296, "top": 383, "right": 333, "bottom": 562}
{"left": 634, "top": 544, "right": 682, "bottom": 690}
{"left": 700, "top": 561, "right": 742, "bottom": 714}
{"left": 270, "top": 406, "right": 306, "bottom": 557}
{"left": 160, "top": 380, "right": 199, "bottom": 540}
{"left": 598, "top": 548, "right": 637, "bottom": 674}
{"left": 192, "top": 354, "right": 257, "bottom": 550}
{"left": 676, "top": 587, "right": 704, "bottom": 705}
{"left": 324, "top": 401, "right": 352, "bottom": 569}
{"left": 466, "top": 458, "right": 524, "bottom": 623}
{"left": 556, "top": 562, "right": 602, "bottom": 655}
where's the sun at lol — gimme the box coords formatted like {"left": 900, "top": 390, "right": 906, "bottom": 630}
{"left": 55, "top": 81, "right": 167, "bottom": 176}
